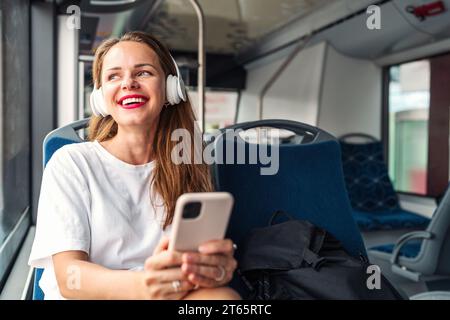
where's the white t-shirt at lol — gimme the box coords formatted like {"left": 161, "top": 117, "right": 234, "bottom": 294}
{"left": 28, "top": 140, "right": 170, "bottom": 299}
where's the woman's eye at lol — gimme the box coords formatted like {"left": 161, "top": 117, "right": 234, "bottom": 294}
{"left": 108, "top": 74, "right": 119, "bottom": 80}
{"left": 137, "top": 70, "right": 152, "bottom": 77}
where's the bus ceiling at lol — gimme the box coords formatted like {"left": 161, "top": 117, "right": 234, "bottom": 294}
{"left": 61, "top": 0, "right": 450, "bottom": 66}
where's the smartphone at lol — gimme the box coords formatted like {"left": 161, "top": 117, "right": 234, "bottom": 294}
{"left": 169, "top": 192, "right": 234, "bottom": 252}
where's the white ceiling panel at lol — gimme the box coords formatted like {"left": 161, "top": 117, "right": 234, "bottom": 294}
{"left": 143, "top": 0, "right": 331, "bottom": 54}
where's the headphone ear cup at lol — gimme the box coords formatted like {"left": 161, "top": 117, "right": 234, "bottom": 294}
{"left": 90, "top": 87, "right": 109, "bottom": 117}
{"left": 166, "top": 74, "right": 180, "bottom": 105}
{"left": 177, "top": 77, "right": 187, "bottom": 102}
{"left": 90, "top": 90, "right": 100, "bottom": 116}
{"left": 166, "top": 54, "right": 187, "bottom": 106}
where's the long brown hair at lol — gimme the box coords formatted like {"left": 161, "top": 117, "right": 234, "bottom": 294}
{"left": 88, "top": 31, "right": 213, "bottom": 228}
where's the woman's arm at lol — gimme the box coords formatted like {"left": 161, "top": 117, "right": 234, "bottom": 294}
{"left": 53, "top": 251, "right": 147, "bottom": 299}
{"left": 53, "top": 237, "right": 195, "bottom": 300}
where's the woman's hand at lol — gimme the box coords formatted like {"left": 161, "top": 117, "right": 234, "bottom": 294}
{"left": 181, "top": 239, "right": 237, "bottom": 289}
{"left": 141, "top": 237, "right": 195, "bottom": 300}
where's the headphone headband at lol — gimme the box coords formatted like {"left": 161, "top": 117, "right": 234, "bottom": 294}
{"left": 170, "top": 54, "right": 182, "bottom": 80}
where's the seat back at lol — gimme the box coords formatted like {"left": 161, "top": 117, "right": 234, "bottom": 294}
{"left": 418, "top": 183, "right": 450, "bottom": 275}
{"left": 339, "top": 133, "right": 400, "bottom": 212}
{"left": 32, "top": 119, "right": 89, "bottom": 300}
{"left": 339, "top": 133, "right": 430, "bottom": 231}
{"left": 213, "top": 120, "right": 366, "bottom": 294}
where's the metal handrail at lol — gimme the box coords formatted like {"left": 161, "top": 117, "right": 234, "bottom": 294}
{"left": 257, "top": 34, "right": 312, "bottom": 120}
{"left": 188, "top": 0, "right": 206, "bottom": 132}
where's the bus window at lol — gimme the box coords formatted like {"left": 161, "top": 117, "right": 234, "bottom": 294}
{"left": 387, "top": 53, "right": 450, "bottom": 197}
{"left": 0, "top": 0, "right": 31, "bottom": 289}
{"left": 388, "top": 60, "right": 430, "bottom": 195}
{"left": 189, "top": 90, "right": 239, "bottom": 133}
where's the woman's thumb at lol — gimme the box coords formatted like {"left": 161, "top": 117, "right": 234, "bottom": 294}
{"left": 153, "top": 236, "right": 170, "bottom": 254}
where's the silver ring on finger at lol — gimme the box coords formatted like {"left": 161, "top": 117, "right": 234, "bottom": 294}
{"left": 214, "top": 265, "right": 226, "bottom": 282}
{"left": 172, "top": 280, "right": 181, "bottom": 293}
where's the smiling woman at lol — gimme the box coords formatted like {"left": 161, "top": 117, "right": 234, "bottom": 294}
{"left": 28, "top": 31, "right": 240, "bottom": 300}
{"left": 97, "top": 41, "right": 166, "bottom": 128}
{"left": 88, "top": 33, "right": 212, "bottom": 229}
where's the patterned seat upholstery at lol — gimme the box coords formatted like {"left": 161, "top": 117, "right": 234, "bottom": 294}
{"left": 339, "top": 135, "right": 430, "bottom": 231}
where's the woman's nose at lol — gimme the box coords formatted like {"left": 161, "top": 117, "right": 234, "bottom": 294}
{"left": 121, "top": 76, "right": 139, "bottom": 90}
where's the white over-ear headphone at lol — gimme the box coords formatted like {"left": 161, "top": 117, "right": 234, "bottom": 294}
{"left": 90, "top": 55, "right": 187, "bottom": 117}
{"left": 166, "top": 55, "right": 187, "bottom": 105}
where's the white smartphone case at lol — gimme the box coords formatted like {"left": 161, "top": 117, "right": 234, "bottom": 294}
{"left": 169, "top": 192, "right": 234, "bottom": 252}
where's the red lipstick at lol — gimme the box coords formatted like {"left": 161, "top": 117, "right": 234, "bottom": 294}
{"left": 117, "top": 94, "right": 149, "bottom": 109}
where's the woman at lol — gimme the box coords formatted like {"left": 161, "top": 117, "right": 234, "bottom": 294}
{"left": 28, "top": 31, "right": 239, "bottom": 300}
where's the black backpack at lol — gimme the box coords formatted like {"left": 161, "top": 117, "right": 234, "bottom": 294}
{"left": 237, "top": 211, "right": 404, "bottom": 300}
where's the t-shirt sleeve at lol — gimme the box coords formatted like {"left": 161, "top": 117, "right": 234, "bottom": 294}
{"left": 29, "top": 148, "right": 91, "bottom": 269}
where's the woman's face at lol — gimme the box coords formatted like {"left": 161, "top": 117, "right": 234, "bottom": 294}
{"left": 101, "top": 41, "right": 166, "bottom": 129}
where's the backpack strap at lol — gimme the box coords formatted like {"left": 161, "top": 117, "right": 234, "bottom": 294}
{"left": 310, "top": 227, "right": 327, "bottom": 253}
{"left": 303, "top": 227, "right": 348, "bottom": 270}
{"left": 303, "top": 249, "right": 327, "bottom": 270}
{"left": 237, "top": 269, "right": 254, "bottom": 292}
{"left": 269, "top": 210, "right": 295, "bottom": 225}
{"left": 303, "top": 225, "right": 327, "bottom": 270}
{"left": 262, "top": 272, "right": 270, "bottom": 300}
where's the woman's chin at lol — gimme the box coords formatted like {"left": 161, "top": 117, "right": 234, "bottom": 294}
{"left": 115, "top": 114, "right": 158, "bottom": 129}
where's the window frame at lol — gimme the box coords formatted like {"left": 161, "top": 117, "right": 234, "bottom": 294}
{"left": 0, "top": 0, "right": 33, "bottom": 291}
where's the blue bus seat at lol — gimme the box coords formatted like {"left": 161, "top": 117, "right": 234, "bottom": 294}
{"left": 339, "top": 133, "right": 430, "bottom": 231}
{"left": 212, "top": 120, "right": 367, "bottom": 295}
{"left": 368, "top": 183, "right": 450, "bottom": 283}
{"left": 32, "top": 119, "right": 89, "bottom": 300}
